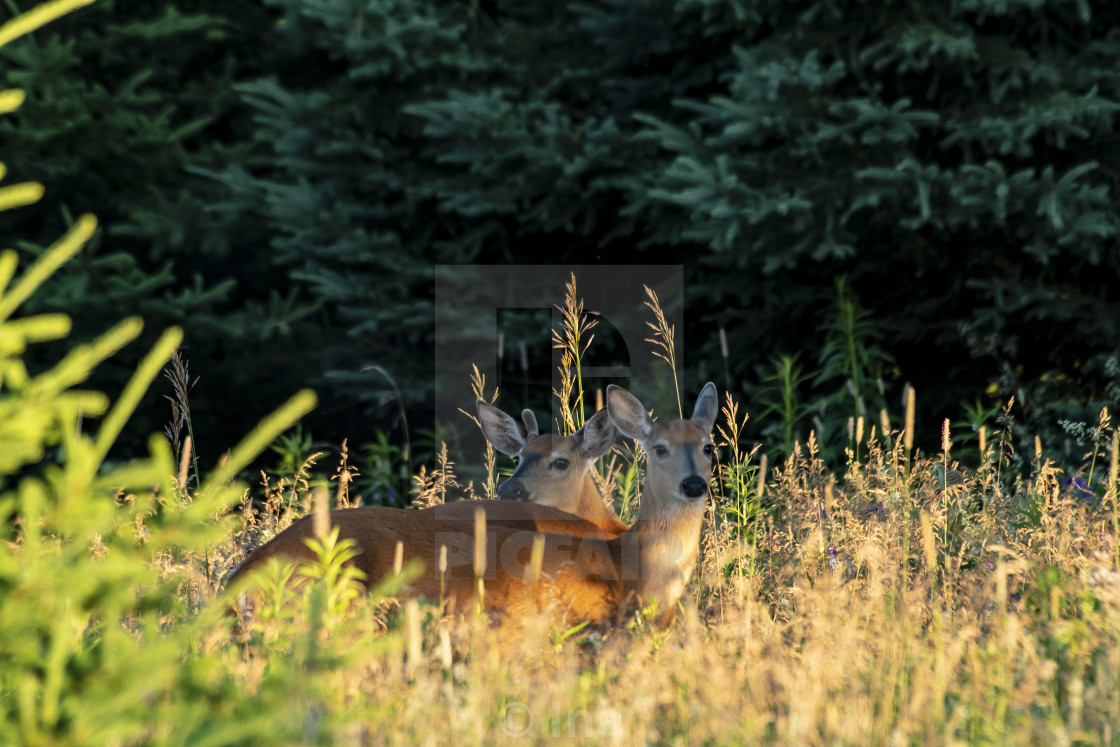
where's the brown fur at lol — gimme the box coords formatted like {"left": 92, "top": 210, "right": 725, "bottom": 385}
{"left": 226, "top": 500, "right": 626, "bottom": 590}
{"left": 478, "top": 402, "right": 625, "bottom": 533}
{"left": 502, "top": 432, "right": 627, "bottom": 535}
{"left": 228, "top": 384, "right": 718, "bottom": 627}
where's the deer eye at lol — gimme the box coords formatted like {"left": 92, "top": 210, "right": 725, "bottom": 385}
{"left": 551, "top": 458, "right": 570, "bottom": 470}
{"left": 653, "top": 445, "right": 668, "bottom": 458}
{"left": 703, "top": 444, "right": 715, "bottom": 459}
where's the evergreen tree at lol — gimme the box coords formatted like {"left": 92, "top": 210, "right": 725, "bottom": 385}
{"left": 212, "top": 0, "right": 741, "bottom": 426}
{"left": 228, "top": 0, "right": 1120, "bottom": 466}
{"left": 635, "top": 0, "right": 1120, "bottom": 460}
{"left": 0, "top": 0, "right": 326, "bottom": 459}
{"left": 10, "top": 0, "right": 1112, "bottom": 469}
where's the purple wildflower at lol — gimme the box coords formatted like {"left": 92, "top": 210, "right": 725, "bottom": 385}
{"left": 828, "top": 545, "right": 837, "bottom": 572}
{"left": 1062, "top": 477, "right": 1100, "bottom": 505}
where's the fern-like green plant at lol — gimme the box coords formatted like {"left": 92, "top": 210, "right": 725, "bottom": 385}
{"left": 813, "top": 277, "right": 897, "bottom": 460}
{"left": 756, "top": 353, "right": 814, "bottom": 460}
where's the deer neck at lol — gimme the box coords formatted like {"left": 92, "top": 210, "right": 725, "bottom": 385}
{"left": 619, "top": 496, "right": 705, "bottom": 615}
{"left": 574, "top": 471, "right": 624, "bottom": 531}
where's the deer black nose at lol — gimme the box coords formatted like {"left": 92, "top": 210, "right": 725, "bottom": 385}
{"left": 498, "top": 481, "right": 529, "bottom": 501}
{"left": 680, "top": 476, "right": 708, "bottom": 499}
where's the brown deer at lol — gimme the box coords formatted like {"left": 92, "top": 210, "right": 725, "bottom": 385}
{"left": 227, "top": 401, "right": 626, "bottom": 589}
{"left": 229, "top": 384, "right": 717, "bottom": 627}
{"left": 477, "top": 399, "right": 625, "bottom": 533}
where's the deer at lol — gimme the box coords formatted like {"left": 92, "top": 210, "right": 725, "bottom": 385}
{"left": 468, "top": 381, "right": 719, "bottom": 626}
{"left": 476, "top": 399, "right": 625, "bottom": 534}
{"left": 227, "top": 400, "right": 626, "bottom": 589}
{"left": 228, "top": 383, "right": 718, "bottom": 628}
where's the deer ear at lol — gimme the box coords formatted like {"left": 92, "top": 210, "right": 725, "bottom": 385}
{"left": 689, "top": 382, "right": 719, "bottom": 434}
{"left": 577, "top": 408, "right": 617, "bottom": 461}
{"left": 606, "top": 385, "right": 654, "bottom": 443}
{"left": 520, "top": 409, "right": 539, "bottom": 439}
{"left": 477, "top": 400, "right": 526, "bottom": 456}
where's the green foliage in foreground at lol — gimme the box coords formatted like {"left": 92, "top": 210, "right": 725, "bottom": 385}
{"left": 0, "top": 9, "right": 316, "bottom": 740}
{"left": 0, "top": 219, "right": 315, "bottom": 742}
{"left": 0, "top": 224, "right": 315, "bottom": 743}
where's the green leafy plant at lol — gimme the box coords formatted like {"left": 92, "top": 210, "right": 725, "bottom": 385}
{"left": 357, "top": 430, "right": 411, "bottom": 506}
{"left": 0, "top": 6, "right": 316, "bottom": 740}
{"left": 812, "top": 277, "right": 897, "bottom": 462}
{"left": 953, "top": 396, "right": 1002, "bottom": 467}
{"left": 756, "top": 353, "right": 814, "bottom": 460}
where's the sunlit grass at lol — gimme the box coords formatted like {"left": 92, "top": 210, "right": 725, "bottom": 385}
{"left": 205, "top": 382, "right": 1120, "bottom": 744}
{"left": 8, "top": 296, "right": 1120, "bottom": 743}
{"left": 197, "top": 283, "right": 1120, "bottom": 744}
{"left": 5, "top": 236, "right": 1117, "bottom": 741}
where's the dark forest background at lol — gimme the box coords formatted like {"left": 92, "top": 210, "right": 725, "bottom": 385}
{"left": 2, "top": 0, "right": 1118, "bottom": 498}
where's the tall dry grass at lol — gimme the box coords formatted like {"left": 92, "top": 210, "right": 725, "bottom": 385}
{"left": 205, "top": 294, "right": 1120, "bottom": 745}
{"left": 208, "top": 415, "right": 1119, "bottom": 744}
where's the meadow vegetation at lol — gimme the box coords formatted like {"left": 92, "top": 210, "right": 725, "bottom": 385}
{"left": 3, "top": 3, "right": 1120, "bottom": 745}
{"left": 215, "top": 346, "right": 1120, "bottom": 744}
{"left": 4, "top": 219, "right": 1119, "bottom": 743}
